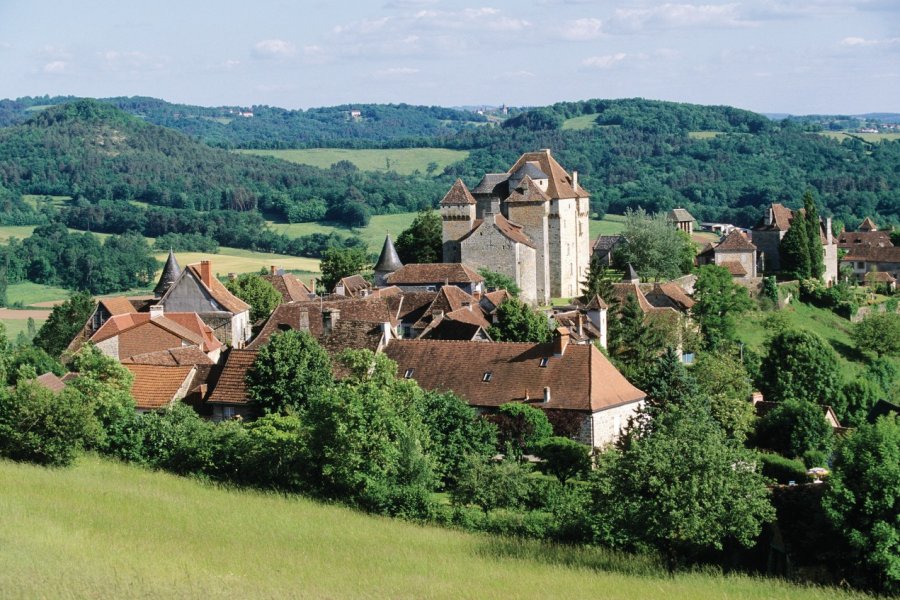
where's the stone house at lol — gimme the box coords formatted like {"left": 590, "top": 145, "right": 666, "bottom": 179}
{"left": 89, "top": 308, "right": 223, "bottom": 363}
{"left": 667, "top": 208, "right": 695, "bottom": 235}
{"left": 385, "top": 263, "right": 485, "bottom": 295}
{"left": 697, "top": 229, "right": 758, "bottom": 278}
{"left": 441, "top": 149, "right": 591, "bottom": 305}
{"left": 333, "top": 275, "right": 372, "bottom": 297}
{"left": 383, "top": 334, "right": 645, "bottom": 448}
{"left": 841, "top": 246, "right": 900, "bottom": 283}
{"left": 752, "top": 203, "right": 838, "bottom": 284}
{"left": 155, "top": 260, "right": 252, "bottom": 347}
{"left": 261, "top": 268, "right": 315, "bottom": 303}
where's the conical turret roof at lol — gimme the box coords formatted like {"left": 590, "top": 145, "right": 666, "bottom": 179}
{"left": 154, "top": 249, "right": 181, "bottom": 297}
{"left": 625, "top": 263, "right": 639, "bottom": 283}
{"left": 374, "top": 235, "right": 403, "bottom": 273}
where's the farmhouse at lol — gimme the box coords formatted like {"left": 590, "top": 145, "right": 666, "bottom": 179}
{"left": 752, "top": 203, "right": 838, "bottom": 284}
{"left": 384, "top": 335, "right": 645, "bottom": 448}
{"left": 697, "top": 229, "right": 758, "bottom": 279}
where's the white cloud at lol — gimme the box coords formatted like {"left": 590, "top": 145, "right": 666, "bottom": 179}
{"left": 557, "top": 18, "right": 603, "bottom": 41}
{"left": 840, "top": 36, "right": 900, "bottom": 47}
{"left": 610, "top": 3, "right": 753, "bottom": 32}
{"left": 42, "top": 61, "right": 68, "bottom": 74}
{"left": 252, "top": 39, "right": 296, "bottom": 59}
{"left": 581, "top": 52, "right": 628, "bottom": 69}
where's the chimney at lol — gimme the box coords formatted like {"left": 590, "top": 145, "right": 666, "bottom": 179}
{"left": 572, "top": 170, "right": 578, "bottom": 191}
{"left": 200, "top": 260, "right": 212, "bottom": 287}
{"left": 554, "top": 327, "right": 569, "bottom": 356}
{"left": 577, "top": 313, "right": 583, "bottom": 337}
{"left": 542, "top": 148, "right": 551, "bottom": 158}
{"left": 543, "top": 387, "right": 551, "bottom": 404}
{"left": 322, "top": 308, "right": 340, "bottom": 336}
{"left": 826, "top": 217, "right": 833, "bottom": 244}
{"left": 462, "top": 300, "right": 472, "bottom": 311}
{"left": 431, "top": 309, "right": 444, "bottom": 319}
{"left": 270, "top": 265, "right": 277, "bottom": 275}
{"left": 149, "top": 304, "right": 164, "bottom": 319}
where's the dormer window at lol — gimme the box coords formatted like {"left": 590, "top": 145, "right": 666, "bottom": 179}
{"left": 404, "top": 368, "right": 415, "bottom": 379}
{"left": 482, "top": 371, "right": 492, "bottom": 382}
{"left": 539, "top": 357, "right": 549, "bottom": 367}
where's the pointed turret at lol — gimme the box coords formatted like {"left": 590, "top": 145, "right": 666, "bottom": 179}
{"left": 154, "top": 249, "right": 181, "bottom": 297}
{"left": 625, "top": 263, "right": 639, "bottom": 284}
{"left": 374, "top": 235, "right": 403, "bottom": 287}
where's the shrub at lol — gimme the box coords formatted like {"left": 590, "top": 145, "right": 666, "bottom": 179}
{"left": 490, "top": 403, "right": 553, "bottom": 458}
{"left": 758, "top": 452, "right": 808, "bottom": 484}
{"left": 753, "top": 399, "right": 833, "bottom": 459}
{"left": 533, "top": 437, "right": 591, "bottom": 483}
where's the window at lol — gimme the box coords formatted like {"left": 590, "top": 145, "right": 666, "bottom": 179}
{"left": 223, "top": 406, "right": 236, "bottom": 420}
{"left": 482, "top": 371, "right": 493, "bottom": 382}
{"left": 539, "top": 357, "right": 549, "bottom": 367}
{"left": 404, "top": 368, "right": 415, "bottom": 379}
{"left": 857, "top": 261, "right": 865, "bottom": 270}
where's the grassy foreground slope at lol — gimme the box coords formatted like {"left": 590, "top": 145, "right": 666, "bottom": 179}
{"left": 0, "top": 458, "right": 864, "bottom": 600}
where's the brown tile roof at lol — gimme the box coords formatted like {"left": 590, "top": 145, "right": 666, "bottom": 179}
{"left": 554, "top": 313, "right": 602, "bottom": 343}
{"left": 320, "top": 319, "right": 386, "bottom": 356}
{"left": 163, "top": 313, "right": 224, "bottom": 352}
{"left": 507, "top": 150, "right": 588, "bottom": 199}
{"left": 387, "top": 291, "right": 438, "bottom": 323}
{"left": 419, "top": 319, "right": 488, "bottom": 341}
{"left": 125, "top": 364, "right": 195, "bottom": 410}
{"left": 368, "top": 286, "right": 402, "bottom": 298}
{"left": 866, "top": 271, "right": 896, "bottom": 283}
{"left": 384, "top": 340, "right": 644, "bottom": 412}
{"left": 585, "top": 295, "right": 608, "bottom": 310}
{"left": 481, "top": 290, "right": 512, "bottom": 313}
{"left": 335, "top": 274, "right": 371, "bottom": 295}
{"left": 842, "top": 246, "right": 900, "bottom": 263}
{"left": 609, "top": 283, "right": 655, "bottom": 313}
{"left": 248, "top": 303, "right": 310, "bottom": 349}
{"left": 491, "top": 213, "right": 536, "bottom": 248}
{"left": 592, "top": 235, "right": 623, "bottom": 253}
{"left": 34, "top": 372, "right": 66, "bottom": 393}
{"left": 262, "top": 273, "right": 313, "bottom": 303}
{"left": 91, "top": 312, "right": 222, "bottom": 353}
{"left": 122, "top": 346, "right": 215, "bottom": 366}
{"left": 386, "top": 263, "right": 484, "bottom": 286}
{"left": 443, "top": 306, "right": 491, "bottom": 330}
{"left": 837, "top": 230, "right": 893, "bottom": 248}
{"left": 99, "top": 297, "right": 138, "bottom": 316}
{"left": 769, "top": 203, "right": 795, "bottom": 232}
{"left": 715, "top": 230, "right": 756, "bottom": 251}
{"left": 667, "top": 208, "right": 695, "bottom": 223}
{"left": 505, "top": 175, "right": 550, "bottom": 204}
{"left": 206, "top": 349, "right": 258, "bottom": 406}
{"left": 858, "top": 217, "right": 878, "bottom": 231}
{"left": 645, "top": 283, "right": 695, "bottom": 311}
{"left": 439, "top": 178, "right": 476, "bottom": 206}
{"left": 719, "top": 261, "right": 748, "bottom": 276}
{"left": 184, "top": 264, "right": 251, "bottom": 314}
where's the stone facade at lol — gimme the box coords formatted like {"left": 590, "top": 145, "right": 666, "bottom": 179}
{"left": 441, "top": 150, "right": 589, "bottom": 304}
{"left": 584, "top": 399, "right": 645, "bottom": 448}
{"left": 752, "top": 203, "right": 838, "bottom": 285}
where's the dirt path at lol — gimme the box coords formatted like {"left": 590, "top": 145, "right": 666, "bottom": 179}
{"left": 0, "top": 308, "right": 52, "bottom": 320}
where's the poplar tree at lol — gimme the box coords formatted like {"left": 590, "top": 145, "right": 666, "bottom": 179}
{"left": 779, "top": 212, "right": 810, "bottom": 280}
{"left": 803, "top": 191, "right": 825, "bottom": 280}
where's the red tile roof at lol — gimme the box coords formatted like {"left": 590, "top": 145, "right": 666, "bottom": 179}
{"left": 439, "top": 178, "right": 476, "bottom": 206}
{"left": 335, "top": 274, "right": 371, "bottom": 295}
{"left": 715, "top": 230, "right": 756, "bottom": 251}
{"left": 122, "top": 346, "right": 215, "bottom": 366}
{"left": 505, "top": 175, "right": 550, "bottom": 204}
{"left": 206, "top": 349, "right": 258, "bottom": 406}
{"left": 843, "top": 246, "right": 900, "bottom": 263}
{"left": 34, "top": 372, "right": 66, "bottom": 393}
{"left": 507, "top": 150, "right": 588, "bottom": 199}
{"left": 262, "top": 273, "right": 313, "bottom": 303}
{"left": 837, "top": 231, "right": 893, "bottom": 248}
{"left": 719, "top": 261, "right": 748, "bottom": 276}
{"left": 384, "top": 339, "right": 643, "bottom": 412}
{"left": 99, "top": 297, "right": 138, "bottom": 316}
{"left": 91, "top": 312, "right": 222, "bottom": 353}
{"left": 386, "top": 263, "right": 484, "bottom": 286}
{"left": 125, "top": 364, "right": 195, "bottom": 410}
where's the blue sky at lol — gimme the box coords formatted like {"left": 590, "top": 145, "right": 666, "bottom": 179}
{"left": 0, "top": 0, "right": 897, "bottom": 114}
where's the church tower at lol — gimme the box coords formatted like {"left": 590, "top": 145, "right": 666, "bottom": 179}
{"left": 440, "top": 179, "right": 476, "bottom": 263}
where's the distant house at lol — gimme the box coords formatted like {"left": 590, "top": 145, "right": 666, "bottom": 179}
{"left": 667, "top": 208, "right": 696, "bottom": 235}
{"left": 385, "top": 263, "right": 485, "bottom": 296}
{"left": 697, "top": 229, "right": 758, "bottom": 279}
{"left": 384, "top": 334, "right": 645, "bottom": 448}
{"left": 334, "top": 274, "right": 372, "bottom": 297}
{"left": 261, "top": 268, "right": 315, "bottom": 303}
{"left": 752, "top": 203, "right": 838, "bottom": 284}
{"left": 591, "top": 235, "right": 623, "bottom": 266}
{"left": 841, "top": 246, "right": 900, "bottom": 283}
{"left": 155, "top": 260, "right": 252, "bottom": 347}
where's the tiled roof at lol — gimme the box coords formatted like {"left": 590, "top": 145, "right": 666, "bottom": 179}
{"left": 184, "top": 264, "right": 251, "bottom": 314}
{"left": 154, "top": 250, "right": 181, "bottom": 297}
{"left": 368, "top": 286, "right": 402, "bottom": 298}
{"left": 384, "top": 340, "right": 644, "bottom": 412}
{"left": 858, "top": 217, "right": 878, "bottom": 231}
{"left": 472, "top": 173, "right": 510, "bottom": 195}
{"left": 420, "top": 319, "right": 487, "bottom": 341}
{"left": 719, "top": 261, "right": 748, "bottom": 276}
{"left": 585, "top": 295, "right": 608, "bottom": 310}
{"left": 125, "top": 364, "right": 195, "bottom": 410}
{"left": 335, "top": 274, "right": 371, "bottom": 295}
{"left": 386, "top": 263, "right": 484, "bottom": 286}
{"left": 715, "top": 230, "right": 756, "bottom": 251}
{"left": 262, "top": 273, "right": 313, "bottom": 303}
{"left": 492, "top": 213, "right": 536, "bottom": 248}
{"left": 439, "top": 178, "right": 476, "bottom": 206}
{"left": 122, "top": 346, "right": 215, "bottom": 366}
{"left": 510, "top": 162, "right": 547, "bottom": 181}
{"left": 837, "top": 231, "right": 893, "bottom": 248}
{"left": 842, "top": 246, "right": 900, "bottom": 263}
{"left": 609, "top": 283, "right": 673, "bottom": 315}
{"left": 505, "top": 175, "right": 550, "bottom": 204}
{"left": 320, "top": 319, "right": 386, "bottom": 356}
{"left": 388, "top": 291, "right": 438, "bottom": 323}
{"left": 481, "top": 290, "right": 512, "bottom": 313}
{"left": 206, "top": 349, "right": 258, "bottom": 406}
{"left": 592, "top": 235, "right": 623, "bottom": 253}
{"left": 507, "top": 150, "right": 588, "bottom": 199}
{"left": 90, "top": 312, "right": 221, "bottom": 352}
{"left": 769, "top": 203, "right": 795, "bottom": 232}
{"left": 247, "top": 303, "right": 310, "bottom": 349}
{"left": 645, "top": 283, "right": 695, "bottom": 311}
{"left": 667, "top": 208, "right": 695, "bottom": 223}
{"left": 553, "top": 312, "right": 602, "bottom": 343}
{"left": 99, "top": 297, "right": 138, "bottom": 316}
{"left": 866, "top": 271, "right": 896, "bottom": 283}
{"left": 163, "top": 313, "right": 224, "bottom": 352}
{"left": 34, "top": 372, "right": 66, "bottom": 393}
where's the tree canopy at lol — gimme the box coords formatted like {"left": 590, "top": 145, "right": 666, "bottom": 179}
{"left": 692, "top": 264, "right": 754, "bottom": 349}
{"left": 612, "top": 208, "right": 695, "bottom": 281}
{"left": 395, "top": 210, "right": 442, "bottom": 264}
{"left": 225, "top": 273, "right": 282, "bottom": 323}
{"left": 246, "top": 330, "right": 333, "bottom": 415}
{"left": 488, "top": 299, "right": 552, "bottom": 343}
{"left": 758, "top": 329, "right": 843, "bottom": 406}
{"left": 319, "top": 246, "right": 370, "bottom": 292}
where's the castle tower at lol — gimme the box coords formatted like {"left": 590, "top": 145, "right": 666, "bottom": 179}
{"left": 154, "top": 249, "right": 181, "bottom": 298}
{"left": 440, "top": 179, "right": 476, "bottom": 263}
{"left": 373, "top": 234, "right": 403, "bottom": 287}
{"left": 504, "top": 176, "right": 551, "bottom": 305}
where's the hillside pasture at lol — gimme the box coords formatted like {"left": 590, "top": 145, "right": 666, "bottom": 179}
{"left": 0, "top": 456, "right": 869, "bottom": 600}
{"left": 269, "top": 212, "right": 420, "bottom": 253}
{"left": 6, "top": 282, "right": 73, "bottom": 307}
{"left": 817, "top": 131, "right": 900, "bottom": 143}
{"left": 160, "top": 247, "right": 320, "bottom": 277}
{"left": 235, "top": 147, "right": 470, "bottom": 175}
{"left": 589, "top": 213, "right": 627, "bottom": 238}
{"left": 562, "top": 114, "right": 599, "bottom": 130}
{"left": 688, "top": 131, "right": 725, "bottom": 139}
{"left": 0, "top": 225, "right": 37, "bottom": 244}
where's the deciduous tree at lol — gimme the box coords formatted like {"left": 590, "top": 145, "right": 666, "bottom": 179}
{"left": 225, "top": 273, "right": 282, "bottom": 323}
{"left": 488, "top": 299, "right": 552, "bottom": 343}
{"left": 319, "top": 246, "right": 369, "bottom": 292}
{"left": 395, "top": 210, "right": 442, "bottom": 264}
{"left": 692, "top": 264, "right": 753, "bottom": 349}
{"left": 246, "top": 330, "right": 333, "bottom": 415}
{"left": 758, "top": 329, "right": 843, "bottom": 406}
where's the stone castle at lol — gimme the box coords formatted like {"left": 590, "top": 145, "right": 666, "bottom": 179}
{"left": 440, "top": 150, "right": 590, "bottom": 305}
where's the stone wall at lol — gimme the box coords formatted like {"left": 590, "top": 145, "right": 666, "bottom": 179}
{"left": 548, "top": 198, "right": 579, "bottom": 298}
{"left": 587, "top": 400, "right": 644, "bottom": 448}
{"left": 506, "top": 201, "right": 550, "bottom": 304}
{"left": 441, "top": 204, "right": 475, "bottom": 263}
{"left": 460, "top": 215, "right": 537, "bottom": 304}
{"left": 715, "top": 248, "right": 757, "bottom": 278}
{"left": 754, "top": 230, "right": 784, "bottom": 273}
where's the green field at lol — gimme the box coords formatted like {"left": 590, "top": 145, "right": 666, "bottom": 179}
{"left": 21, "top": 194, "right": 71, "bottom": 209}
{"left": 688, "top": 131, "right": 725, "bottom": 139}
{"left": 0, "top": 316, "right": 46, "bottom": 340}
{"left": 818, "top": 132, "right": 900, "bottom": 143}
{"left": 6, "top": 282, "right": 73, "bottom": 307}
{"left": 589, "top": 213, "right": 627, "bottom": 238}
{"left": 0, "top": 457, "right": 866, "bottom": 599}
{"left": 270, "top": 212, "right": 421, "bottom": 253}
{"left": 159, "top": 247, "right": 321, "bottom": 277}
{"left": 236, "top": 147, "right": 470, "bottom": 175}
{"left": 562, "top": 114, "right": 600, "bottom": 130}
{"left": 0, "top": 225, "right": 37, "bottom": 244}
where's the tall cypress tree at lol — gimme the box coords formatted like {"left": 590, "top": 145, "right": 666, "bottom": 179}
{"left": 780, "top": 211, "right": 811, "bottom": 280}
{"left": 803, "top": 191, "right": 825, "bottom": 280}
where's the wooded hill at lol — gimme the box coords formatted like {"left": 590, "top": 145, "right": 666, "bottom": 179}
{"left": 0, "top": 95, "right": 488, "bottom": 148}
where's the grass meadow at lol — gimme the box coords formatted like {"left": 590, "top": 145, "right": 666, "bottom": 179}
{"left": 0, "top": 456, "right": 868, "bottom": 600}
{"left": 0, "top": 315, "right": 46, "bottom": 340}
{"left": 159, "top": 247, "right": 321, "bottom": 277}
{"left": 235, "top": 148, "right": 470, "bottom": 175}
{"left": 561, "top": 114, "right": 600, "bottom": 130}
{"left": 817, "top": 132, "right": 900, "bottom": 143}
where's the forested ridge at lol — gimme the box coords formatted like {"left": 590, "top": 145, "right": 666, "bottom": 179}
{"left": 0, "top": 96, "right": 898, "bottom": 243}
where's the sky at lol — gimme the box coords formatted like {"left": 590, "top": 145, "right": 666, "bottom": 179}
{"left": 0, "top": 1, "right": 898, "bottom": 115}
